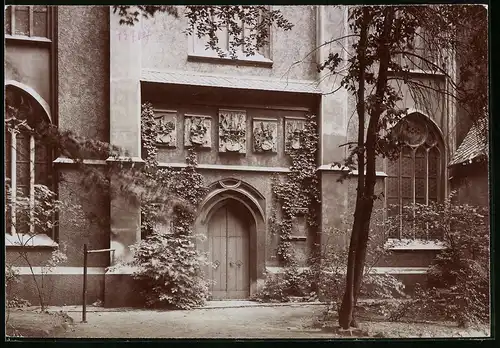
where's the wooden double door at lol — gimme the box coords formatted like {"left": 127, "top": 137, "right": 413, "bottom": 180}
{"left": 207, "top": 202, "right": 250, "bottom": 299}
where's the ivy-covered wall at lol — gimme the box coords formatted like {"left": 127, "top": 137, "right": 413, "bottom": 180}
{"left": 143, "top": 85, "right": 322, "bottom": 272}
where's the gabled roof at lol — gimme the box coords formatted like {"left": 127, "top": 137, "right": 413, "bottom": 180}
{"left": 140, "top": 69, "right": 323, "bottom": 95}
{"left": 449, "top": 118, "right": 489, "bottom": 167}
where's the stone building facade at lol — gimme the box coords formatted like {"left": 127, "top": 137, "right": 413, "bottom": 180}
{"left": 5, "top": 6, "right": 473, "bottom": 306}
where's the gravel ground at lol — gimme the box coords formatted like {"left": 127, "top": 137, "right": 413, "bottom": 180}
{"left": 48, "top": 304, "right": 490, "bottom": 339}
{"left": 55, "top": 305, "right": 333, "bottom": 339}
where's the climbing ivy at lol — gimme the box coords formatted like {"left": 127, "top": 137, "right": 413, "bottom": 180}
{"left": 139, "top": 102, "right": 208, "bottom": 237}
{"left": 131, "top": 102, "right": 210, "bottom": 309}
{"left": 271, "top": 114, "right": 320, "bottom": 266}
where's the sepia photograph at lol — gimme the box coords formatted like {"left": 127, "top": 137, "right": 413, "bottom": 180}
{"left": 4, "top": 4, "right": 490, "bottom": 340}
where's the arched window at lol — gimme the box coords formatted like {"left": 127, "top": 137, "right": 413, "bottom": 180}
{"left": 5, "top": 86, "right": 53, "bottom": 240}
{"left": 386, "top": 113, "right": 444, "bottom": 240}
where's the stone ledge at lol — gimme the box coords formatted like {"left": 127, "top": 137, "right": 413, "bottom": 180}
{"left": 5, "top": 233, "right": 58, "bottom": 248}
{"left": 53, "top": 157, "right": 107, "bottom": 165}
{"left": 158, "top": 162, "right": 291, "bottom": 173}
{"left": 384, "top": 238, "right": 446, "bottom": 251}
{"left": 105, "top": 265, "right": 139, "bottom": 275}
{"left": 317, "top": 164, "right": 388, "bottom": 177}
{"left": 10, "top": 267, "right": 106, "bottom": 275}
{"left": 267, "top": 266, "right": 428, "bottom": 275}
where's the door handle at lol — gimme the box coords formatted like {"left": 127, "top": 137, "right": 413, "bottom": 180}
{"left": 229, "top": 261, "right": 234, "bottom": 267}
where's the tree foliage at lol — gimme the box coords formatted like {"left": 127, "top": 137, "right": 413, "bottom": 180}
{"left": 314, "top": 5, "right": 488, "bottom": 328}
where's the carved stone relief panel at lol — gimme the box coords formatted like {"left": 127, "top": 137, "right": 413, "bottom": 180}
{"left": 154, "top": 110, "right": 177, "bottom": 147}
{"left": 291, "top": 240, "right": 309, "bottom": 266}
{"left": 184, "top": 114, "right": 211, "bottom": 148}
{"left": 284, "top": 117, "right": 306, "bottom": 153}
{"left": 290, "top": 215, "right": 308, "bottom": 237}
{"left": 252, "top": 118, "right": 278, "bottom": 153}
{"left": 219, "top": 109, "right": 247, "bottom": 153}
{"left": 289, "top": 215, "right": 310, "bottom": 266}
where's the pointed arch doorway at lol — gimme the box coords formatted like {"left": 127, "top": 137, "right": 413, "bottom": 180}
{"left": 204, "top": 199, "right": 252, "bottom": 299}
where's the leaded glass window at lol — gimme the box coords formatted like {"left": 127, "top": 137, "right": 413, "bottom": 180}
{"left": 5, "top": 5, "right": 51, "bottom": 40}
{"left": 5, "top": 87, "right": 53, "bottom": 237}
{"left": 386, "top": 113, "right": 444, "bottom": 239}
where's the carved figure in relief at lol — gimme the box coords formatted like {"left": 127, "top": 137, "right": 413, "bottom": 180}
{"left": 285, "top": 119, "right": 305, "bottom": 152}
{"left": 184, "top": 115, "right": 211, "bottom": 148}
{"left": 219, "top": 110, "right": 246, "bottom": 153}
{"left": 189, "top": 117, "right": 208, "bottom": 145}
{"left": 154, "top": 114, "right": 176, "bottom": 147}
{"left": 253, "top": 120, "right": 277, "bottom": 153}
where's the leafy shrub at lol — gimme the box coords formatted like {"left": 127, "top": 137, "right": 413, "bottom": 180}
{"left": 316, "top": 270, "right": 345, "bottom": 304}
{"left": 7, "top": 296, "right": 32, "bottom": 309}
{"left": 6, "top": 264, "right": 19, "bottom": 289}
{"left": 359, "top": 273, "right": 406, "bottom": 300}
{"left": 315, "top": 221, "right": 406, "bottom": 304}
{"left": 5, "top": 264, "right": 30, "bottom": 309}
{"left": 131, "top": 231, "right": 211, "bottom": 309}
{"left": 386, "top": 195, "right": 490, "bottom": 326}
{"left": 5, "top": 264, "right": 31, "bottom": 328}
{"left": 252, "top": 266, "right": 317, "bottom": 302}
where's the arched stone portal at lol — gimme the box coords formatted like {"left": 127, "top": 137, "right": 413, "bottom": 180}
{"left": 195, "top": 179, "right": 266, "bottom": 299}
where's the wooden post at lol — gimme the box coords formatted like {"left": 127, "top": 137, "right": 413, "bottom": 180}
{"left": 82, "top": 243, "right": 88, "bottom": 323}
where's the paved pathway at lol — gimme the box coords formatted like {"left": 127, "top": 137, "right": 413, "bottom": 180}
{"left": 54, "top": 303, "right": 335, "bottom": 339}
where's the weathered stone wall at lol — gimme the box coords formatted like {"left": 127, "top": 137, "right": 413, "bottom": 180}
{"left": 452, "top": 161, "right": 489, "bottom": 208}
{"left": 58, "top": 6, "right": 109, "bottom": 143}
{"left": 5, "top": 45, "right": 51, "bottom": 104}
{"left": 139, "top": 6, "right": 317, "bottom": 81}
{"left": 9, "top": 274, "right": 104, "bottom": 307}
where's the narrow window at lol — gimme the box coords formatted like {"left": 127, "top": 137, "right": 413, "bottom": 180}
{"left": 386, "top": 113, "right": 444, "bottom": 240}
{"left": 5, "top": 87, "right": 53, "bottom": 240}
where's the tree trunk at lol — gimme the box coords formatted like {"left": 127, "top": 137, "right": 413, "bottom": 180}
{"left": 338, "top": 201, "right": 364, "bottom": 328}
{"left": 338, "top": 7, "right": 370, "bottom": 330}
{"left": 338, "top": 7, "right": 395, "bottom": 329}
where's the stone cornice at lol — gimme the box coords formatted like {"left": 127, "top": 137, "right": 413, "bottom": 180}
{"left": 158, "top": 162, "right": 291, "bottom": 173}
{"left": 53, "top": 157, "right": 107, "bottom": 165}
{"left": 317, "top": 164, "right": 388, "bottom": 177}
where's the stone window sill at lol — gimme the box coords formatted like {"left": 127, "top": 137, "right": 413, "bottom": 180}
{"left": 188, "top": 53, "right": 273, "bottom": 68}
{"left": 5, "top": 233, "right": 58, "bottom": 249}
{"left": 5, "top": 35, "right": 52, "bottom": 45}
{"left": 288, "top": 235, "right": 307, "bottom": 242}
{"left": 384, "top": 238, "right": 446, "bottom": 251}
{"left": 388, "top": 67, "right": 446, "bottom": 77}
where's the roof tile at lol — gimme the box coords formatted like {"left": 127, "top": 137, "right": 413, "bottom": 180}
{"left": 449, "top": 118, "right": 489, "bottom": 166}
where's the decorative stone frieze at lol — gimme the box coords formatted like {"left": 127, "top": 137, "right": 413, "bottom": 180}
{"left": 184, "top": 114, "right": 211, "bottom": 148}
{"left": 218, "top": 109, "right": 246, "bottom": 153}
{"left": 284, "top": 117, "right": 306, "bottom": 153}
{"left": 154, "top": 110, "right": 177, "bottom": 147}
{"left": 252, "top": 118, "right": 278, "bottom": 153}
